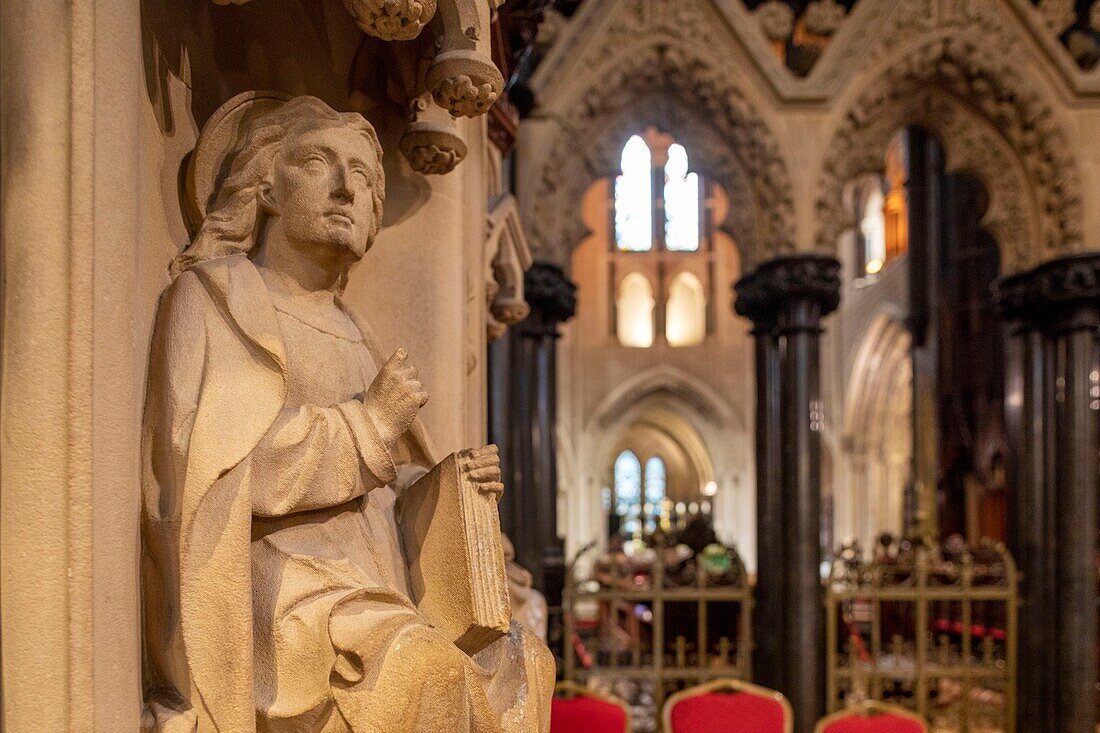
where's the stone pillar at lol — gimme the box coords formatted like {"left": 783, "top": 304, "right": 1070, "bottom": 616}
{"left": 496, "top": 261, "right": 576, "bottom": 650}
{"left": 735, "top": 276, "right": 784, "bottom": 691}
{"left": 996, "top": 252, "right": 1100, "bottom": 733}
{"left": 736, "top": 254, "right": 841, "bottom": 732}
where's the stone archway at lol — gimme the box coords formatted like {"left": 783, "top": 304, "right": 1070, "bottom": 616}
{"left": 568, "top": 365, "right": 752, "bottom": 559}
{"left": 839, "top": 313, "right": 913, "bottom": 555}
{"left": 527, "top": 41, "right": 795, "bottom": 271}
{"left": 815, "top": 33, "right": 1083, "bottom": 275}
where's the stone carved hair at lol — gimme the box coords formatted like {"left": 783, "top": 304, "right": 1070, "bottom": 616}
{"left": 171, "top": 96, "right": 386, "bottom": 278}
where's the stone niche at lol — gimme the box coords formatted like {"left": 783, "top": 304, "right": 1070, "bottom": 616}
{"left": 0, "top": 0, "right": 548, "bottom": 730}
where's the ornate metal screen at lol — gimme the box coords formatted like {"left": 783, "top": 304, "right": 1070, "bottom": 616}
{"left": 825, "top": 540, "right": 1018, "bottom": 733}
{"left": 563, "top": 545, "right": 753, "bottom": 731}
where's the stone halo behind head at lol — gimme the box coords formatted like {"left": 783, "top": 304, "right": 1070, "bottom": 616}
{"left": 182, "top": 90, "right": 291, "bottom": 237}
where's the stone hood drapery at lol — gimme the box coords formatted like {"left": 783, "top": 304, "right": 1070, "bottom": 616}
{"left": 141, "top": 254, "right": 435, "bottom": 732}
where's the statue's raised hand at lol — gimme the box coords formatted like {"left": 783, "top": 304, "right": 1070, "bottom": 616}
{"left": 458, "top": 444, "right": 504, "bottom": 502}
{"left": 365, "top": 348, "right": 429, "bottom": 449}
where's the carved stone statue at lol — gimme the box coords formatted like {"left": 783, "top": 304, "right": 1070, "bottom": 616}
{"left": 141, "top": 94, "right": 554, "bottom": 733}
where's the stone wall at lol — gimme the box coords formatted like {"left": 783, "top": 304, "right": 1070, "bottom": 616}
{"left": 0, "top": 0, "right": 499, "bottom": 727}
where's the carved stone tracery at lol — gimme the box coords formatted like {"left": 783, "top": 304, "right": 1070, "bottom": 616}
{"left": 485, "top": 195, "right": 534, "bottom": 341}
{"left": 527, "top": 2, "right": 795, "bottom": 270}
{"left": 816, "top": 30, "right": 1084, "bottom": 275}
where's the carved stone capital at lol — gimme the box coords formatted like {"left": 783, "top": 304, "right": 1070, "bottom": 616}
{"left": 520, "top": 262, "right": 576, "bottom": 335}
{"left": 735, "top": 254, "right": 841, "bottom": 333}
{"left": 995, "top": 252, "right": 1100, "bottom": 332}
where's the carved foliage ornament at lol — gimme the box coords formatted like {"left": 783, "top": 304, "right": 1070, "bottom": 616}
{"left": 214, "top": 0, "right": 439, "bottom": 40}
{"left": 1037, "top": 0, "right": 1076, "bottom": 35}
{"left": 346, "top": 0, "right": 439, "bottom": 40}
{"left": 802, "top": 0, "right": 848, "bottom": 37}
{"left": 398, "top": 93, "right": 470, "bottom": 175}
{"left": 214, "top": 0, "right": 503, "bottom": 177}
{"left": 816, "top": 33, "right": 1083, "bottom": 275}
{"left": 755, "top": 1, "right": 795, "bottom": 41}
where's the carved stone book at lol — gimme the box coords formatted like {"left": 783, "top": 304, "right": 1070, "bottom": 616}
{"left": 398, "top": 452, "right": 512, "bottom": 655}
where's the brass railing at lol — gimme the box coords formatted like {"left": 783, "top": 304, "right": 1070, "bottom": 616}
{"left": 563, "top": 545, "right": 753, "bottom": 731}
{"left": 825, "top": 541, "right": 1018, "bottom": 733}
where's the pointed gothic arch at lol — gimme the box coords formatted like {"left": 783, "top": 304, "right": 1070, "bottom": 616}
{"left": 839, "top": 313, "right": 913, "bottom": 554}
{"left": 526, "top": 42, "right": 794, "bottom": 272}
{"left": 815, "top": 32, "right": 1083, "bottom": 275}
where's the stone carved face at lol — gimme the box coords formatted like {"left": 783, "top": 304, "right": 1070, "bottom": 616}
{"left": 262, "top": 124, "right": 380, "bottom": 262}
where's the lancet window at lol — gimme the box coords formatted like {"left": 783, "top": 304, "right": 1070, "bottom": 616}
{"left": 855, "top": 134, "right": 909, "bottom": 278}
{"left": 611, "top": 131, "right": 715, "bottom": 348}
{"left": 614, "top": 450, "right": 670, "bottom": 536}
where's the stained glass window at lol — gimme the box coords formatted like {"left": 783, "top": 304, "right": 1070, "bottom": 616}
{"left": 614, "top": 450, "right": 642, "bottom": 534}
{"left": 614, "top": 135, "right": 653, "bottom": 252}
{"left": 663, "top": 143, "right": 700, "bottom": 251}
{"left": 644, "top": 456, "right": 666, "bottom": 505}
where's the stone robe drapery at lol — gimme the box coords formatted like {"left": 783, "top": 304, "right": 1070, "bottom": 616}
{"left": 141, "top": 255, "right": 553, "bottom": 732}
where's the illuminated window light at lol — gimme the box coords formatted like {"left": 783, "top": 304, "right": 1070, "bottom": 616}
{"left": 614, "top": 136, "right": 653, "bottom": 252}
{"left": 666, "top": 272, "right": 706, "bottom": 347}
{"left": 617, "top": 273, "right": 655, "bottom": 347}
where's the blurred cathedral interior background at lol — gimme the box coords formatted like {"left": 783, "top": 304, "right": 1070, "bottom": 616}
{"left": 2, "top": 0, "right": 1099, "bottom": 732}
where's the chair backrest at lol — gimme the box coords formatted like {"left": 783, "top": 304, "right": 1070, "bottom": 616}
{"left": 814, "top": 701, "right": 928, "bottom": 733}
{"left": 663, "top": 679, "right": 793, "bottom": 733}
{"left": 550, "top": 681, "right": 631, "bottom": 733}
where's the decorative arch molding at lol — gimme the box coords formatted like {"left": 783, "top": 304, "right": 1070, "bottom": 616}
{"left": 587, "top": 364, "right": 742, "bottom": 437}
{"left": 528, "top": 41, "right": 795, "bottom": 271}
{"left": 842, "top": 313, "right": 913, "bottom": 456}
{"left": 816, "top": 32, "right": 1083, "bottom": 275}
{"left": 609, "top": 406, "right": 716, "bottom": 496}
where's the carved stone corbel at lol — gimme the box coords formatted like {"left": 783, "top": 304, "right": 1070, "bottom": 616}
{"left": 211, "top": 0, "right": 504, "bottom": 172}
{"left": 400, "top": 91, "right": 469, "bottom": 175}
{"left": 485, "top": 194, "right": 533, "bottom": 341}
{"left": 425, "top": 0, "right": 504, "bottom": 117}
{"left": 214, "top": 0, "right": 438, "bottom": 40}
{"left": 343, "top": 0, "right": 438, "bottom": 41}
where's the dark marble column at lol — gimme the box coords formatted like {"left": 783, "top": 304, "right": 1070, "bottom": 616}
{"left": 495, "top": 261, "right": 576, "bottom": 652}
{"left": 999, "top": 312, "right": 1053, "bottom": 732}
{"left": 734, "top": 275, "right": 784, "bottom": 692}
{"left": 736, "top": 254, "right": 841, "bottom": 733}
{"left": 995, "top": 252, "right": 1100, "bottom": 733}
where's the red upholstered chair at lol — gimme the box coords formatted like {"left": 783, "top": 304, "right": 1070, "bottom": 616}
{"left": 662, "top": 679, "right": 793, "bottom": 733}
{"left": 814, "top": 701, "right": 928, "bottom": 733}
{"left": 551, "top": 681, "right": 631, "bottom": 733}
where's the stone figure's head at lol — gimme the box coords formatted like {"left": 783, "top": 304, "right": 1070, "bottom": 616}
{"left": 172, "top": 96, "right": 385, "bottom": 278}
